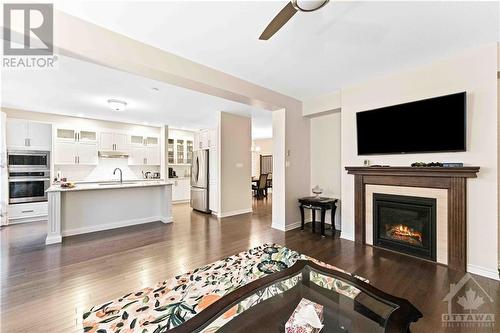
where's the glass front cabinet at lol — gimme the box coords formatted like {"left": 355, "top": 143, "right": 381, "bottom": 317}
{"left": 168, "top": 138, "right": 193, "bottom": 165}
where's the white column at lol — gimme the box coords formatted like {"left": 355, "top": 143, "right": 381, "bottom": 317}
{"left": 46, "top": 191, "right": 62, "bottom": 244}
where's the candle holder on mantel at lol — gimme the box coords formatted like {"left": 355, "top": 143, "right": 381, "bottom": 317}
{"left": 312, "top": 185, "right": 323, "bottom": 198}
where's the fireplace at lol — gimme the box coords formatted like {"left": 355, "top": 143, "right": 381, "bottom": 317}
{"left": 373, "top": 193, "right": 436, "bottom": 261}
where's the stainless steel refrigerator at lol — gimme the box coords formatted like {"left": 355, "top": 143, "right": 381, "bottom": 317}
{"left": 190, "top": 149, "right": 210, "bottom": 213}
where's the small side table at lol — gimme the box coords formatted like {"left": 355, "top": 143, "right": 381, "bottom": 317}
{"left": 298, "top": 196, "right": 338, "bottom": 237}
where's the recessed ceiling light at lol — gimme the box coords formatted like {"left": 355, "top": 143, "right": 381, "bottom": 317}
{"left": 107, "top": 99, "right": 127, "bottom": 112}
{"left": 143, "top": 122, "right": 149, "bottom": 125}
{"left": 77, "top": 113, "right": 85, "bottom": 117}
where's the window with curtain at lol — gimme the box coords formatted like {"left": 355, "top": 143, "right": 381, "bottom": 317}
{"left": 260, "top": 155, "right": 272, "bottom": 175}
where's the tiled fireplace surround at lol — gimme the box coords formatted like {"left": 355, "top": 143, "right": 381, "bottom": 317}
{"left": 345, "top": 166, "right": 480, "bottom": 271}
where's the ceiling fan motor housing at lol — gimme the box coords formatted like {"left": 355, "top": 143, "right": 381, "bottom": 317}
{"left": 292, "top": 0, "right": 329, "bottom": 12}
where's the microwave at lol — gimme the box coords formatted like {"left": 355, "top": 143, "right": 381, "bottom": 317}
{"left": 8, "top": 150, "right": 50, "bottom": 170}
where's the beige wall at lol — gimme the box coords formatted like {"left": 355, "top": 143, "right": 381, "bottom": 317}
{"left": 310, "top": 111, "right": 341, "bottom": 228}
{"left": 303, "top": 90, "right": 341, "bottom": 117}
{"left": 252, "top": 138, "right": 273, "bottom": 177}
{"left": 219, "top": 112, "right": 252, "bottom": 216}
{"left": 340, "top": 43, "right": 498, "bottom": 278}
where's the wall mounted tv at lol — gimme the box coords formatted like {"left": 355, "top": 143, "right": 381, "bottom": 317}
{"left": 356, "top": 92, "right": 466, "bottom": 155}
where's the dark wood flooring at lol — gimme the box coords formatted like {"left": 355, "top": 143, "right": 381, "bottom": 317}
{"left": 1, "top": 196, "right": 499, "bottom": 332}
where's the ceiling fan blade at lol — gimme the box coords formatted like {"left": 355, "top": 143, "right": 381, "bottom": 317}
{"left": 259, "top": 2, "right": 298, "bottom": 40}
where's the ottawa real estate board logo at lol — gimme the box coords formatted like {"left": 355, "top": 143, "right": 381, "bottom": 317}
{"left": 2, "top": 3, "right": 57, "bottom": 69}
{"left": 442, "top": 273, "right": 495, "bottom": 328}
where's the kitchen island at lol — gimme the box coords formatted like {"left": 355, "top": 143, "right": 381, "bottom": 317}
{"left": 45, "top": 180, "right": 173, "bottom": 244}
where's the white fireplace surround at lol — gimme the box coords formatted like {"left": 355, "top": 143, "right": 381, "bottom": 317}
{"left": 365, "top": 185, "right": 448, "bottom": 265}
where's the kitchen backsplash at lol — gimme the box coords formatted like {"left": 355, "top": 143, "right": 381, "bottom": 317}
{"left": 170, "top": 164, "right": 191, "bottom": 178}
{"left": 55, "top": 158, "right": 160, "bottom": 182}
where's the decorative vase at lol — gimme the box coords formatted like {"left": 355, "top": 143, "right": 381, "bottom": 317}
{"left": 312, "top": 185, "right": 323, "bottom": 198}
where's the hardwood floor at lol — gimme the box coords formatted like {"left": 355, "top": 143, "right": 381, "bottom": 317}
{"left": 1, "top": 196, "right": 499, "bottom": 332}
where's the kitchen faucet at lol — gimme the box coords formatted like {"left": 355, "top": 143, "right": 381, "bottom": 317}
{"left": 113, "top": 168, "right": 123, "bottom": 183}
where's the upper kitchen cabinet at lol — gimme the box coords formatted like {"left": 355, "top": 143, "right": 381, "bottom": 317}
{"left": 56, "top": 127, "right": 98, "bottom": 144}
{"left": 196, "top": 129, "right": 210, "bottom": 150}
{"left": 168, "top": 139, "right": 175, "bottom": 164}
{"left": 167, "top": 128, "right": 194, "bottom": 165}
{"left": 129, "top": 135, "right": 159, "bottom": 147}
{"left": 6, "top": 119, "right": 52, "bottom": 151}
{"left": 127, "top": 133, "right": 160, "bottom": 166}
{"left": 194, "top": 129, "right": 215, "bottom": 151}
{"left": 54, "top": 127, "right": 98, "bottom": 165}
{"left": 128, "top": 146, "right": 160, "bottom": 166}
{"left": 100, "top": 132, "right": 128, "bottom": 151}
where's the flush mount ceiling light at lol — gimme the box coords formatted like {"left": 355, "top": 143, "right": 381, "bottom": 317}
{"left": 107, "top": 99, "right": 127, "bottom": 112}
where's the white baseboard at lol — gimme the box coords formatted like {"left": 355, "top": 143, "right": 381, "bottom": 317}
{"left": 273, "top": 220, "right": 342, "bottom": 232}
{"left": 62, "top": 216, "right": 171, "bottom": 237}
{"left": 285, "top": 221, "right": 302, "bottom": 231}
{"left": 340, "top": 232, "right": 354, "bottom": 241}
{"left": 467, "top": 264, "right": 500, "bottom": 281}
{"left": 172, "top": 200, "right": 190, "bottom": 204}
{"left": 45, "top": 234, "right": 62, "bottom": 245}
{"left": 160, "top": 216, "right": 173, "bottom": 224}
{"left": 271, "top": 223, "right": 286, "bottom": 231}
{"left": 8, "top": 215, "right": 47, "bottom": 224}
{"left": 218, "top": 208, "right": 252, "bottom": 218}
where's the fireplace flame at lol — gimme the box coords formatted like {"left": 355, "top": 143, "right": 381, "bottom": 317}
{"left": 386, "top": 224, "right": 423, "bottom": 245}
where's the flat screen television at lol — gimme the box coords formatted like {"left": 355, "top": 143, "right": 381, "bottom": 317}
{"left": 356, "top": 92, "right": 466, "bottom": 155}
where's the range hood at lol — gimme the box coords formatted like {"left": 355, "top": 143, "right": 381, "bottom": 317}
{"left": 98, "top": 151, "right": 129, "bottom": 158}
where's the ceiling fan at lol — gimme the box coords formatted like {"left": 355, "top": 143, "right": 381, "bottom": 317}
{"left": 259, "top": 0, "right": 330, "bottom": 40}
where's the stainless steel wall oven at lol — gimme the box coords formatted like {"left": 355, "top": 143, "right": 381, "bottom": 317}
{"left": 8, "top": 151, "right": 50, "bottom": 204}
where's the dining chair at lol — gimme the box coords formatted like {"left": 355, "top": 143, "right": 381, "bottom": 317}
{"left": 252, "top": 173, "right": 269, "bottom": 198}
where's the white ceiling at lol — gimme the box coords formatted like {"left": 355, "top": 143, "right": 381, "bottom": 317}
{"left": 1, "top": 55, "right": 273, "bottom": 138}
{"left": 55, "top": 1, "right": 499, "bottom": 99}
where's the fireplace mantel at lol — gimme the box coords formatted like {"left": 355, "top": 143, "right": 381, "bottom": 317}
{"left": 345, "top": 166, "right": 480, "bottom": 178}
{"left": 345, "top": 166, "right": 480, "bottom": 271}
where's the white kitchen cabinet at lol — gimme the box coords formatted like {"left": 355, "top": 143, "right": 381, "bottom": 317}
{"left": 128, "top": 147, "right": 144, "bottom": 165}
{"left": 54, "top": 141, "right": 98, "bottom": 165}
{"left": 56, "top": 127, "right": 97, "bottom": 144}
{"left": 146, "top": 146, "right": 160, "bottom": 165}
{"left": 54, "top": 141, "right": 77, "bottom": 164}
{"left": 172, "top": 178, "right": 190, "bottom": 202}
{"left": 129, "top": 135, "right": 159, "bottom": 147}
{"left": 8, "top": 202, "right": 48, "bottom": 222}
{"left": 200, "top": 129, "right": 209, "bottom": 149}
{"left": 193, "top": 129, "right": 211, "bottom": 151}
{"left": 27, "top": 122, "right": 52, "bottom": 150}
{"left": 7, "top": 119, "right": 51, "bottom": 150}
{"left": 100, "top": 132, "right": 128, "bottom": 151}
{"left": 56, "top": 128, "right": 76, "bottom": 142}
{"left": 99, "top": 132, "right": 114, "bottom": 150}
{"left": 77, "top": 143, "right": 98, "bottom": 165}
{"left": 6, "top": 119, "right": 27, "bottom": 148}
{"left": 128, "top": 146, "right": 160, "bottom": 166}
{"left": 145, "top": 136, "right": 159, "bottom": 146}
{"left": 78, "top": 130, "right": 97, "bottom": 144}
{"left": 54, "top": 127, "right": 98, "bottom": 165}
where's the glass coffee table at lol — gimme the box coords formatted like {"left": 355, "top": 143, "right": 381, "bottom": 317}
{"left": 170, "top": 260, "right": 422, "bottom": 333}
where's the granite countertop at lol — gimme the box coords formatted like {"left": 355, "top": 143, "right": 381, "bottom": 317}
{"left": 46, "top": 180, "right": 174, "bottom": 192}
